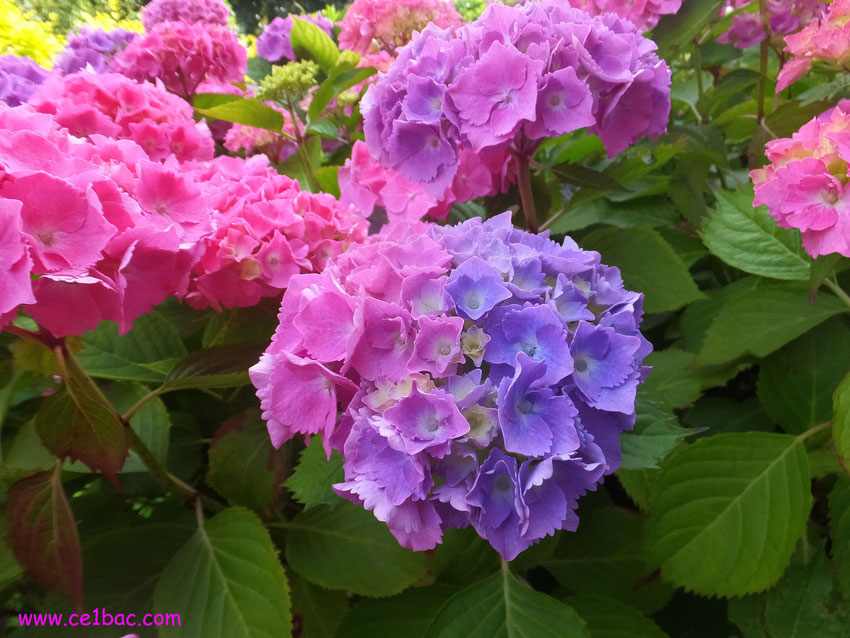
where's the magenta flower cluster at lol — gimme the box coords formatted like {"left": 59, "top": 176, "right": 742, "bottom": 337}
{"left": 110, "top": 20, "right": 246, "bottom": 100}
{"left": 0, "top": 55, "right": 50, "bottom": 107}
{"left": 54, "top": 27, "right": 138, "bottom": 76}
{"left": 140, "top": 0, "right": 231, "bottom": 30}
{"left": 568, "top": 0, "right": 683, "bottom": 32}
{"left": 256, "top": 13, "right": 334, "bottom": 64}
{"left": 362, "top": 0, "right": 671, "bottom": 195}
{"left": 29, "top": 71, "right": 214, "bottom": 162}
{"left": 716, "top": 0, "right": 824, "bottom": 50}
{"left": 751, "top": 100, "right": 850, "bottom": 258}
{"left": 250, "top": 214, "right": 650, "bottom": 559}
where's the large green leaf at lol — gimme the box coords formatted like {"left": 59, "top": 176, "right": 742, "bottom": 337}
{"left": 195, "top": 96, "right": 285, "bottom": 132}
{"left": 290, "top": 17, "right": 339, "bottom": 72}
{"left": 431, "top": 528, "right": 500, "bottom": 587}
{"left": 640, "top": 349, "right": 703, "bottom": 409}
{"left": 0, "top": 515, "right": 21, "bottom": 590}
{"left": 285, "top": 500, "right": 427, "bottom": 596}
{"left": 6, "top": 468, "right": 82, "bottom": 606}
{"left": 683, "top": 396, "right": 774, "bottom": 438}
{"left": 545, "top": 507, "right": 672, "bottom": 612}
{"left": 702, "top": 187, "right": 811, "bottom": 281}
{"left": 696, "top": 282, "right": 847, "bottom": 366}
{"left": 758, "top": 318, "right": 850, "bottom": 434}
{"left": 289, "top": 571, "right": 349, "bottom": 638}
{"left": 153, "top": 507, "right": 291, "bottom": 638}
{"left": 565, "top": 596, "right": 668, "bottom": 638}
{"left": 284, "top": 435, "right": 344, "bottom": 510}
{"left": 580, "top": 227, "right": 704, "bottom": 313}
{"left": 829, "top": 476, "right": 850, "bottom": 598}
{"left": 654, "top": 0, "right": 728, "bottom": 58}
{"left": 104, "top": 383, "right": 170, "bottom": 474}
{"left": 160, "top": 345, "right": 264, "bottom": 393}
{"left": 834, "top": 372, "right": 850, "bottom": 465}
{"left": 75, "top": 313, "right": 186, "bottom": 382}
{"left": 425, "top": 566, "right": 588, "bottom": 637}
{"left": 647, "top": 432, "right": 812, "bottom": 596}
{"left": 680, "top": 276, "right": 761, "bottom": 351}
{"left": 337, "top": 585, "right": 456, "bottom": 638}
{"left": 35, "top": 351, "right": 127, "bottom": 478}
{"left": 206, "top": 411, "right": 286, "bottom": 516}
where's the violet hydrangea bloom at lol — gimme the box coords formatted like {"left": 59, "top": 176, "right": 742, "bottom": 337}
{"left": 750, "top": 100, "right": 850, "bottom": 257}
{"left": 256, "top": 13, "right": 334, "bottom": 64}
{"left": 362, "top": 0, "right": 671, "bottom": 195}
{"left": 567, "top": 0, "right": 683, "bottom": 31}
{"left": 54, "top": 27, "right": 137, "bottom": 75}
{"left": 250, "top": 213, "right": 651, "bottom": 559}
{"left": 0, "top": 55, "right": 50, "bottom": 107}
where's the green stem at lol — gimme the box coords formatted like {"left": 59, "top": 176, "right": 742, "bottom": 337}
{"left": 122, "top": 388, "right": 163, "bottom": 422}
{"left": 285, "top": 97, "right": 321, "bottom": 192}
{"left": 514, "top": 152, "right": 538, "bottom": 234}
{"left": 757, "top": 0, "right": 770, "bottom": 124}
{"left": 825, "top": 278, "right": 850, "bottom": 310}
{"left": 693, "top": 40, "right": 706, "bottom": 123}
{"left": 797, "top": 420, "right": 832, "bottom": 442}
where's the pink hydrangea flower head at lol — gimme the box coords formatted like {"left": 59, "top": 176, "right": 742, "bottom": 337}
{"left": 751, "top": 100, "right": 850, "bottom": 257}
{"left": 567, "top": 0, "right": 683, "bottom": 31}
{"left": 141, "top": 0, "right": 231, "bottom": 30}
{"left": 362, "top": 1, "right": 671, "bottom": 194}
{"left": 251, "top": 213, "right": 652, "bottom": 559}
{"left": 180, "top": 155, "right": 368, "bottom": 310}
{"left": 28, "top": 71, "right": 214, "bottom": 162}
{"left": 0, "top": 103, "right": 212, "bottom": 336}
{"left": 110, "top": 21, "right": 247, "bottom": 100}
{"left": 339, "top": 0, "right": 463, "bottom": 57}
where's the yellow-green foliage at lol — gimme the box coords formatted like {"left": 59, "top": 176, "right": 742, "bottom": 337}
{"left": 0, "top": 0, "right": 65, "bottom": 67}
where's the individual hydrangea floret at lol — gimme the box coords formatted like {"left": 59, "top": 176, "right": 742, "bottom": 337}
{"left": 567, "top": 0, "right": 683, "bottom": 31}
{"left": 110, "top": 20, "right": 247, "bottom": 100}
{"left": 256, "top": 13, "right": 334, "bottom": 63}
{"left": 0, "top": 104, "right": 208, "bottom": 336}
{"left": 338, "top": 0, "right": 462, "bottom": 58}
{"left": 338, "top": 140, "right": 513, "bottom": 230}
{"left": 28, "top": 71, "right": 214, "bottom": 162}
{"left": 0, "top": 55, "right": 50, "bottom": 107}
{"left": 362, "top": 0, "right": 671, "bottom": 196}
{"left": 141, "top": 0, "right": 231, "bottom": 30}
{"left": 750, "top": 100, "right": 850, "bottom": 257}
{"left": 250, "top": 213, "right": 651, "bottom": 559}
{"left": 776, "top": 0, "right": 849, "bottom": 91}
{"left": 180, "top": 155, "right": 369, "bottom": 310}
{"left": 54, "top": 27, "right": 138, "bottom": 75}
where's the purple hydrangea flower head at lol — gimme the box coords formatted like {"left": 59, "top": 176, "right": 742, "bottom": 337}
{"left": 54, "top": 27, "right": 138, "bottom": 75}
{"left": 251, "top": 213, "right": 652, "bottom": 559}
{"left": 256, "top": 14, "right": 334, "bottom": 63}
{"left": 141, "top": 0, "right": 231, "bottom": 30}
{"left": 0, "top": 55, "right": 50, "bottom": 106}
{"left": 362, "top": 0, "right": 671, "bottom": 193}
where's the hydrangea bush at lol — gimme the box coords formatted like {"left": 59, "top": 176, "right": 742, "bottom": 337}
{"left": 1, "top": 0, "right": 850, "bottom": 636}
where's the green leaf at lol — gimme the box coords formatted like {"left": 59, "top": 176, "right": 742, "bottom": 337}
{"left": 431, "top": 528, "right": 500, "bottom": 587}
{"left": 35, "top": 351, "right": 127, "bottom": 478}
{"left": 683, "top": 396, "right": 774, "bottom": 437}
{"left": 160, "top": 344, "right": 263, "bottom": 393}
{"left": 565, "top": 596, "right": 669, "bottom": 638}
{"left": 315, "top": 165, "right": 340, "bottom": 198}
{"left": 617, "top": 468, "right": 659, "bottom": 511}
{"left": 337, "top": 585, "right": 457, "bottom": 638}
{"left": 76, "top": 313, "right": 186, "bottom": 382}
{"left": 0, "top": 516, "right": 22, "bottom": 591}
{"left": 153, "top": 507, "right": 291, "bottom": 638}
{"left": 550, "top": 197, "right": 679, "bottom": 234}
{"left": 305, "top": 117, "right": 339, "bottom": 138}
{"left": 758, "top": 318, "right": 850, "bottom": 434}
{"left": 285, "top": 500, "right": 427, "bottom": 596}
{"left": 279, "top": 136, "right": 323, "bottom": 190}
{"left": 696, "top": 282, "right": 847, "bottom": 366}
{"left": 308, "top": 65, "right": 375, "bottom": 120}
{"left": 545, "top": 507, "right": 672, "bottom": 613}
{"left": 829, "top": 476, "right": 850, "bottom": 598}
{"left": 206, "top": 411, "right": 286, "bottom": 516}
{"left": 290, "top": 572, "right": 349, "bottom": 638}
{"left": 809, "top": 253, "right": 843, "bottom": 301}
{"left": 246, "top": 56, "right": 272, "bottom": 82}
{"left": 6, "top": 468, "right": 82, "bottom": 606}
{"left": 702, "top": 187, "right": 810, "bottom": 281}
{"left": 653, "top": 0, "right": 729, "bottom": 55}
{"left": 195, "top": 96, "right": 285, "bottom": 132}
{"left": 290, "top": 17, "right": 339, "bottom": 72}
{"left": 680, "top": 276, "right": 761, "bottom": 352}
{"left": 647, "top": 432, "right": 812, "bottom": 596}
{"left": 547, "top": 161, "right": 627, "bottom": 192}
{"left": 580, "top": 227, "right": 704, "bottom": 313}
{"left": 761, "top": 548, "right": 850, "bottom": 637}
{"left": 284, "top": 435, "right": 344, "bottom": 509}
{"left": 641, "top": 349, "right": 703, "bottom": 409}
{"left": 834, "top": 372, "right": 850, "bottom": 466}
{"left": 425, "top": 566, "right": 588, "bottom": 638}
{"left": 620, "top": 396, "right": 698, "bottom": 470}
